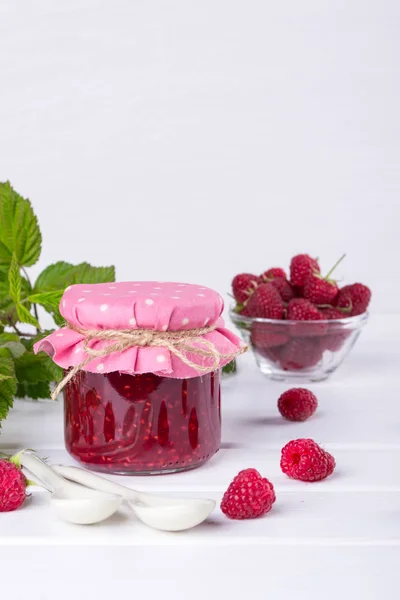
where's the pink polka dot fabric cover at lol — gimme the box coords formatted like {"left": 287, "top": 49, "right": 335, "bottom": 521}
{"left": 34, "top": 281, "right": 243, "bottom": 379}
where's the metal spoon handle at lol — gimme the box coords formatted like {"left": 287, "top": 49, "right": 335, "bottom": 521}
{"left": 52, "top": 465, "right": 139, "bottom": 500}
{"left": 19, "top": 452, "right": 66, "bottom": 492}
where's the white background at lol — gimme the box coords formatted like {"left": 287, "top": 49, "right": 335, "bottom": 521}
{"left": 0, "top": 0, "right": 399, "bottom": 316}
{"left": 1, "top": 4, "right": 400, "bottom": 598}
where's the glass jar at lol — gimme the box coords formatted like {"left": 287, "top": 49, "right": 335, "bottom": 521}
{"left": 34, "top": 280, "right": 243, "bottom": 475}
{"left": 64, "top": 370, "right": 221, "bottom": 474}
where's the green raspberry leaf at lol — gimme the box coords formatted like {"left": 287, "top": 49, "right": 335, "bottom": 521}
{"left": 40, "top": 355, "right": 63, "bottom": 383}
{"left": 33, "top": 261, "right": 75, "bottom": 292}
{"left": 0, "top": 356, "right": 16, "bottom": 382}
{"left": 0, "top": 357, "right": 16, "bottom": 425}
{"left": 28, "top": 291, "right": 64, "bottom": 327}
{"left": 16, "top": 303, "right": 41, "bottom": 329}
{"left": 0, "top": 269, "right": 31, "bottom": 320}
{"left": 0, "top": 182, "right": 42, "bottom": 267}
{"left": 8, "top": 254, "right": 21, "bottom": 303}
{"left": 28, "top": 290, "right": 63, "bottom": 312}
{"left": 222, "top": 359, "right": 237, "bottom": 376}
{"left": 34, "top": 261, "right": 115, "bottom": 293}
{"left": 71, "top": 263, "right": 115, "bottom": 285}
{"left": 20, "top": 331, "right": 63, "bottom": 384}
{"left": 14, "top": 351, "right": 59, "bottom": 399}
{"left": 28, "top": 331, "right": 63, "bottom": 382}
{"left": 0, "top": 333, "right": 26, "bottom": 359}
{"left": 14, "top": 352, "right": 53, "bottom": 385}
{"left": 17, "top": 380, "right": 51, "bottom": 400}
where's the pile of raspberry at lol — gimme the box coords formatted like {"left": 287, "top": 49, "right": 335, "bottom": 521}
{"left": 231, "top": 254, "right": 371, "bottom": 370}
{"left": 220, "top": 388, "right": 336, "bottom": 520}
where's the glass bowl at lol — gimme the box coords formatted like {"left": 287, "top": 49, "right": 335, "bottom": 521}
{"left": 229, "top": 308, "right": 368, "bottom": 382}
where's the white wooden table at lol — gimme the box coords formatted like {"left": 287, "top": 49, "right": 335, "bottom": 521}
{"left": 1, "top": 315, "right": 399, "bottom": 600}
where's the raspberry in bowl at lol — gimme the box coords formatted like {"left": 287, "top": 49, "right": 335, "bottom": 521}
{"left": 230, "top": 255, "right": 371, "bottom": 382}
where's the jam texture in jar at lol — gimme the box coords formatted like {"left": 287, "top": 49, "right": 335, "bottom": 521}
{"left": 64, "top": 370, "right": 221, "bottom": 474}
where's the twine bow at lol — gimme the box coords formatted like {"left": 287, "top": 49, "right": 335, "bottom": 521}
{"left": 51, "top": 323, "right": 247, "bottom": 399}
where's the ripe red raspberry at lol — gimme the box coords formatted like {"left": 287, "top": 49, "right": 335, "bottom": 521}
{"left": 278, "top": 338, "right": 323, "bottom": 370}
{"left": 287, "top": 298, "right": 322, "bottom": 321}
{"left": 303, "top": 275, "right": 338, "bottom": 305}
{"left": 326, "top": 453, "right": 336, "bottom": 476}
{"left": 269, "top": 277, "right": 295, "bottom": 302}
{"left": 278, "top": 388, "right": 318, "bottom": 422}
{"left": 321, "top": 332, "right": 349, "bottom": 352}
{"left": 280, "top": 439, "right": 335, "bottom": 482}
{"left": 220, "top": 468, "right": 276, "bottom": 519}
{"left": 251, "top": 322, "right": 289, "bottom": 349}
{"left": 303, "top": 254, "right": 345, "bottom": 305}
{"left": 319, "top": 308, "right": 351, "bottom": 352}
{"left": 261, "top": 267, "right": 287, "bottom": 281}
{"left": 287, "top": 298, "right": 327, "bottom": 337}
{"left": 247, "top": 283, "right": 285, "bottom": 319}
{"left": 335, "top": 283, "right": 371, "bottom": 316}
{"left": 255, "top": 345, "right": 282, "bottom": 363}
{"left": 0, "top": 459, "right": 27, "bottom": 512}
{"left": 290, "top": 254, "right": 320, "bottom": 287}
{"left": 231, "top": 273, "right": 259, "bottom": 303}
{"left": 320, "top": 307, "right": 347, "bottom": 320}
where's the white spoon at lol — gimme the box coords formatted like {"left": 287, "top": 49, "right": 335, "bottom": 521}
{"left": 53, "top": 464, "right": 216, "bottom": 532}
{"left": 19, "top": 452, "right": 122, "bottom": 525}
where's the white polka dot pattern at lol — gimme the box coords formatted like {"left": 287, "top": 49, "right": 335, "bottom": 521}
{"left": 34, "top": 281, "right": 244, "bottom": 379}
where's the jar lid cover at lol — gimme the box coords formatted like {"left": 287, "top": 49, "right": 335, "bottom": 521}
{"left": 34, "top": 281, "right": 244, "bottom": 378}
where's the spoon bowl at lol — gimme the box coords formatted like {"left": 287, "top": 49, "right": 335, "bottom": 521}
{"left": 132, "top": 499, "right": 216, "bottom": 532}
{"left": 19, "top": 452, "right": 122, "bottom": 525}
{"left": 51, "top": 492, "right": 121, "bottom": 525}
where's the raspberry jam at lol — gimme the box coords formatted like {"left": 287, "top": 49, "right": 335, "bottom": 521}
{"left": 64, "top": 370, "right": 221, "bottom": 474}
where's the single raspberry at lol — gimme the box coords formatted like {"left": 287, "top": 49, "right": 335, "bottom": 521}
{"left": 320, "top": 332, "right": 349, "bottom": 352}
{"left": 246, "top": 283, "right": 285, "bottom": 319}
{"left": 0, "top": 459, "right": 27, "bottom": 512}
{"left": 290, "top": 254, "right": 320, "bottom": 287}
{"left": 278, "top": 388, "right": 318, "bottom": 422}
{"left": 278, "top": 338, "right": 323, "bottom": 370}
{"left": 303, "top": 255, "right": 346, "bottom": 305}
{"left": 303, "top": 275, "right": 338, "bottom": 305}
{"left": 287, "top": 298, "right": 322, "bottom": 321}
{"left": 260, "top": 267, "right": 287, "bottom": 281}
{"left": 255, "top": 345, "right": 282, "bottom": 363}
{"left": 280, "top": 439, "right": 335, "bottom": 482}
{"left": 319, "top": 309, "right": 352, "bottom": 352}
{"left": 251, "top": 322, "right": 289, "bottom": 349}
{"left": 287, "top": 298, "right": 327, "bottom": 337}
{"left": 320, "top": 307, "right": 347, "bottom": 320}
{"left": 326, "top": 452, "right": 336, "bottom": 476}
{"left": 335, "top": 283, "right": 371, "bottom": 316}
{"left": 269, "top": 277, "right": 295, "bottom": 302}
{"left": 231, "top": 273, "right": 260, "bottom": 304}
{"left": 220, "top": 468, "right": 276, "bottom": 519}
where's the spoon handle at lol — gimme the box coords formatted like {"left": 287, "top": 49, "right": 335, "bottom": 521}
{"left": 52, "top": 465, "right": 139, "bottom": 500}
{"left": 19, "top": 452, "right": 66, "bottom": 492}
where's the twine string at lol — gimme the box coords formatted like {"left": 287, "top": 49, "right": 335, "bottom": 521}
{"left": 51, "top": 323, "right": 246, "bottom": 399}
